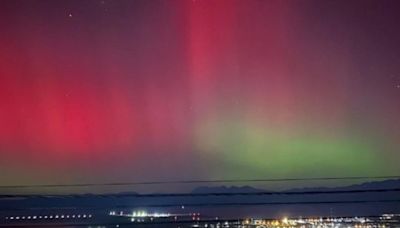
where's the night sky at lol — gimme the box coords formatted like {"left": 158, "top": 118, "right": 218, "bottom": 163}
{"left": 0, "top": 0, "right": 400, "bottom": 190}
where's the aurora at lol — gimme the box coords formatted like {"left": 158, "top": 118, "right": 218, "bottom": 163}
{"left": 0, "top": 0, "right": 399, "bottom": 190}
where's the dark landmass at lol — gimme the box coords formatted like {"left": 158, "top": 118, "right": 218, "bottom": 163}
{"left": 1, "top": 179, "right": 400, "bottom": 218}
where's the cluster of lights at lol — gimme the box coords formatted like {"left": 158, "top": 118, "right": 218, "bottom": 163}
{"left": 130, "top": 217, "right": 146, "bottom": 223}
{"left": 109, "top": 210, "right": 172, "bottom": 218}
{"left": 191, "top": 213, "right": 201, "bottom": 221}
{"left": 241, "top": 216, "right": 395, "bottom": 228}
{"left": 132, "top": 211, "right": 148, "bottom": 217}
{"left": 108, "top": 210, "right": 204, "bottom": 224}
{"left": 136, "top": 211, "right": 172, "bottom": 218}
{"left": 380, "top": 214, "right": 400, "bottom": 220}
{"left": 202, "top": 220, "right": 241, "bottom": 228}
{"left": 5, "top": 214, "right": 92, "bottom": 221}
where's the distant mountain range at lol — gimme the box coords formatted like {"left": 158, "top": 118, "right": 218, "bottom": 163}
{"left": 191, "top": 185, "right": 265, "bottom": 194}
{"left": 192, "top": 179, "right": 400, "bottom": 193}
{"left": 1, "top": 179, "right": 400, "bottom": 218}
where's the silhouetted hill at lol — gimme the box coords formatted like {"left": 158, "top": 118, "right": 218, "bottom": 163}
{"left": 192, "top": 185, "right": 265, "bottom": 194}
{"left": 287, "top": 179, "right": 400, "bottom": 192}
